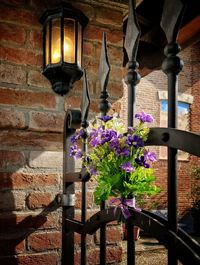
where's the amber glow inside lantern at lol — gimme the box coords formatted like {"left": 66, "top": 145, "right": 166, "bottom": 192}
{"left": 40, "top": 3, "right": 88, "bottom": 95}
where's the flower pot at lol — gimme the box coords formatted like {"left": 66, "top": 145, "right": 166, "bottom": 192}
{"left": 122, "top": 224, "right": 140, "bottom": 241}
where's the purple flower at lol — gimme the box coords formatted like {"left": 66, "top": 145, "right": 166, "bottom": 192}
{"left": 121, "top": 162, "right": 135, "bottom": 173}
{"left": 127, "top": 127, "right": 135, "bottom": 135}
{"left": 77, "top": 128, "right": 85, "bottom": 138}
{"left": 98, "top": 116, "right": 113, "bottom": 122}
{"left": 71, "top": 135, "right": 77, "bottom": 144}
{"left": 90, "top": 167, "right": 97, "bottom": 175}
{"left": 144, "top": 151, "right": 157, "bottom": 162}
{"left": 101, "top": 129, "right": 117, "bottom": 145}
{"left": 70, "top": 145, "right": 82, "bottom": 159}
{"left": 90, "top": 126, "right": 103, "bottom": 138}
{"left": 126, "top": 135, "right": 144, "bottom": 147}
{"left": 126, "top": 135, "right": 135, "bottom": 146}
{"left": 135, "top": 111, "right": 154, "bottom": 123}
{"left": 134, "top": 135, "right": 144, "bottom": 147}
{"left": 135, "top": 156, "right": 150, "bottom": 168}
{"left": 116, "top": 147, "right": 130, "bottom": 157}
{"left": 90, "top": 137, "right": 101, "bottom": 147}
{"left": 109, "top": 138, "right": 120, "bottom": 149}
{"left": 70, "top": 129, "right": 85, "bottom": 144}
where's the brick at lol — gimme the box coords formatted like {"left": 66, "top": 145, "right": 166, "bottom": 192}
{"left": 29, "top": 30, "right": 42, "bottom": 49}
{"left": 0, "top": 151, "right": 25, "bottom": 169}
{"left": 0, "top": 6, "right": 39, "bottom": 27}
{"left": 83, "top": 56, "right": 99, "bottom": 76}
{"left": 0, "top": 87, "right": 56, "bottom": 109}
{"left": 107, "top": 29, "right": 123, "bottom": 46}
{"left": 0, "top": 46, "right": 42, "bottom": 67}
{"left": 28, "top": 231, "right": 61, "bottom": 251}
{"left": 0, "top": 172, "right": 59, "bottom": 189}
{"left": 107, "top": 45, "right": 123, "bottom": 66}
{"left": 29, "top": 111, "right": 64, "bottom": 132}
{"left": 74, "top": 2, "right": 94, "bottom": 21}
{"left": 75, "top": 191, "right": 94, "bottom": 209}
{"left": 84, "top": 25, "right": 123, "bottom": 46}
{"left": 83, "top": 41, "right": 94, "bottom": 57}
{"left": 0, "top": 23, "right": 26, "bottom": 45}
{"left": 0, "top": 191, "right": 25, "bottom": 210}
{"left": 110, "top": 101, "right": 121, "bottom": 114}
{"left": 96, "top": 6, "right": 123, "bottom": 27}
{"left": 0, "top": 64, "right": 26, "bottom": 85}
{"left": 87, "top": 248, "right": 100, "bottom": 265}
{"left": 95, "top": 226, "right": 122, "bottom": 244}
{"left": 29, "top": 151, "right": 63, "bottom": 168}
{"left": 0, "top": 212, "right": 60, "bottom": 231}
{"left": 0, "top": 130, "right": 63, "bottom": 151}
{"left": 0, "top": 252, "right": 59, "bottom": 265}
{"left": 1, "top": 0, "right": 27, "bottom": 5}
{"left": 96, "top": 81, "right": 123, "bottom": 99}
{"left": 64, "top": 94, "right": 82, "bottom": 109}
{"left": 65, "top": 95, "right": 100, "bottom": 114}
{"left": 0, "top": 237, "right": 25, "bottom": 255}
{"left": 74, "top": 232, "right": 93, "bottom": 245}
{"left": 27, "top": 70, "right": 51, "bottom": 88}
{"left": 0, "top": 108, "right": 26, "bottom": 129}
{"left": 84, "top": 25, "right": 105, "bottom": 43}
{"left": 110, "top": 66, "right": 123, "bottom": 82}
{"left": 27, "top": 192, "right": 53, "bottom": 209}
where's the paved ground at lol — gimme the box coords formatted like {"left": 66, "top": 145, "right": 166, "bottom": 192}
{"left": 121, "top": 237, "right": 181, "bottom": 265}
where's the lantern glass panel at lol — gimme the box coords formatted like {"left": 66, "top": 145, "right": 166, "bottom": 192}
{"left": 63, "top": 18, "right": 75, "bottom": 63}
{"left": 51, "top": 18, "right": 61, "bottom": 64}
{"left": 45, "top": 23, "right": 49, "bottom": 66}
{"left": 77, "top": 22, "right": 82, "bottom": 67}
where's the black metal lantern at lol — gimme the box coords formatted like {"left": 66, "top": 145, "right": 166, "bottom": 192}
{"left": 40, "top": 3, "right": 88, "bottom": 95}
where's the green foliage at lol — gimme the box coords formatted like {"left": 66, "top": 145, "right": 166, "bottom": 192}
{"left": 71, "top": 113, "right": 160, "bottom": 206}
{"left": 191, "top": 166, "right": 200, "bottom": 212}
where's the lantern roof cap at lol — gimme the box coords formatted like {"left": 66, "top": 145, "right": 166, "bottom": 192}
{"left": 39, "top": 2, "right": 88, "bottom": 28}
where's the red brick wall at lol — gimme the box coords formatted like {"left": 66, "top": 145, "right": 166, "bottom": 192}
{"left": 0, "top": 0, "right": 126, "bottom": 264}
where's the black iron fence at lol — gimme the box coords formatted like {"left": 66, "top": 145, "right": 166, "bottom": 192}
{"left": 58, "top": 0, "right": 200, "bottom": 264}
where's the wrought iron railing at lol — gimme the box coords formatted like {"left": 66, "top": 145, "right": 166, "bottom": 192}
{"left": 58, "top": 0, "right": 200, "bottom": 264}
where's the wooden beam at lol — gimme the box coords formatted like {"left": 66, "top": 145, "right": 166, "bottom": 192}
{"left": 178, "top": 15, "right": 200, "bottom": 48}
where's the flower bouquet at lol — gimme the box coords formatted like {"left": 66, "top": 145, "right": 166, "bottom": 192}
{"left": 70, "top": 112, "right": 160, "bottom": 222}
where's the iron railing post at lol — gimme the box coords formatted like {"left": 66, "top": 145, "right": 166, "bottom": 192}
{"left": 161, "top": 0, "right": 186, "bottom": 264}
{"left": 124, "top": 0, "right": 141, "bottom": 264}
{"left": 99, "top": 32, "right": 111, "bottom": 265}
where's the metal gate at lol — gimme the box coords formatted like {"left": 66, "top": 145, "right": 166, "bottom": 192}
{"left": 58, "top": 0, "right": 200, "bottom": 264}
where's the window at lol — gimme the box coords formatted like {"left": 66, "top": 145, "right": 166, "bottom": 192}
{"left": 158, "top": 91, "right": 193, "bottom": 160}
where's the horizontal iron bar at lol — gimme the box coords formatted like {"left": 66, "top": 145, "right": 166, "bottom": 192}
{"left": 65, "top": 219, "right": 84, "bottom": 233}
{"left": 56, "top": 194, "right": 75, "bottom": 206}
{"left": 65, "top": 168, "right": 90, "bottom": 182}
{"left": 146, "top": 128, "right": 200, "bottom": 156}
